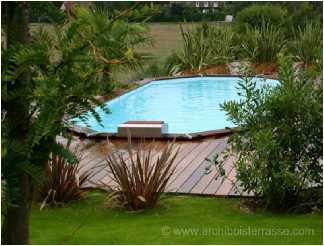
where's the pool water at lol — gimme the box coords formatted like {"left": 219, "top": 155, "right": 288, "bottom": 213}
{"left": 73, "top": 77, "right": 278, "bottom": 134}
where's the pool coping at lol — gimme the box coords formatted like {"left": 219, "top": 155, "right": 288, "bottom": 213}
{"left": 69, "top": 74, "right": 275, "bottom": 140}
{"left": 69, "top": 124, "right": 240, "bottom": 140}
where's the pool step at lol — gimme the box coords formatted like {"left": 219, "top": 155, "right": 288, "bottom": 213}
{"left": 117, "top": 121, "right": 168, "bottom": 138}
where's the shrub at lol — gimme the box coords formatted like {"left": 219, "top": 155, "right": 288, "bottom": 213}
{"left": 220, "top": 57, "right": 323, "bottom": 211}
{"left": 104, "top": 141, "right": 179, "bottom": 210}
{"left": 39, "top": 139, "right": 90, "bottom": 207}
{"left": 240, "top": 21, "right": 286, "bottom": 64}
{"left": 234, "top": 5, "right": 287, "bottom": 34}
{"left": 290, "top": 22, "right": 323, "bottom": 68}
{"left": 285, "top": 2, "right": 322, "bottom": 34}
{"left": 174, "top": 23, "right": 235, "bottom": 72}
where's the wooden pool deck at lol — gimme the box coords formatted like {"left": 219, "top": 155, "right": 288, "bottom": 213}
{"left": 74, "top": 136, "right": 250, "bottom": 197}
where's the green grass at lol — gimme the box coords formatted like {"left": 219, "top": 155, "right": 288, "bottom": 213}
{"left": 30, "top": 191, "right": 322, "bottom": 244}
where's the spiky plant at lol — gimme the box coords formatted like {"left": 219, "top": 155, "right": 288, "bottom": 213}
{"left": 290, "top": 22, "right": 322, "bottom": 68}
{"left": 39, "top": 139, "right": 91, "bottom": 208}
{"left": 173, "top": 23, "right": 235, "bottom": 72}
{"left": 208, "top": 25, "right": 236, "bottom": 65}
{"left": 241, "top": 21, "right": 286, "bottom": 64}
{"left": 178, "top": 24, "right": 211, "bottom": 71}
{"left": 105, "top": 141, "right": 179, "bottom": 210}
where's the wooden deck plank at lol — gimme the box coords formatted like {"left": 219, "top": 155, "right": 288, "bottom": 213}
{"left": 177, "top": 138, "right": 228, "bottom": 193}
{"left": 167, "top": 140, "right": 217, "bottom": 192}
{"left": 201, "top": 155, "right": 235, "bottom": 195}
{"left": 176, "top": 139, "right": 222, "bottom": 193}
{"left": 165, "top": 141, "right": 209, "bottom": 190}
{"left": 215, "top": 166, "right": 236, "bottom": 195}
{"left": 190, "top": 140, "right": 228, "bottom": 194}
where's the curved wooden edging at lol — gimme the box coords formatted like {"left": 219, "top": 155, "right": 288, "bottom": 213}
{"left": 69, "top": 125, "right": 240, "bottom": 141}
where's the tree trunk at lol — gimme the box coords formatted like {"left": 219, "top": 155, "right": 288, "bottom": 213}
{"left": 2, "top": 174, "right": 34, "bottom": 244}
{"left": 2, "top": 2, "right": 32, "bottom": 245}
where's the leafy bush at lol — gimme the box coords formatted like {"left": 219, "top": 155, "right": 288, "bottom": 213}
{"left": 285, "top": 2, "right": 322, "bottom": 34}
{"left": 220, "top": 57, "right": 323, "bottom": 211}
{"left": 39, "top": 139, "right": 90, "bottom": 207}
{"left": 105, "top": 141, "right": 179, "bottom": 210}
{"left": 290, "top": 22, "right": 323, "bottom": 68}
{"left": 240, "top": 21, "right": 286, "bottom": 63}
{"left": 174, "top": 23, "right": 235, "bottom": 72}
{"left": 234, "top": 5, "right": 287, "bottom": 33}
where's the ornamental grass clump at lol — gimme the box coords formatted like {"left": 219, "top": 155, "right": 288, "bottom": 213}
{"left": 105, "top": 141, "right": 179, "bottom": 210}
{"left": 174, "top": 23, "right": 235, "bottom": 72}
{"left": 240, "top": 21, "right": 286, "bottom": 64}
{"left": 290, "top": 22, "right": 322, "bottom": 69}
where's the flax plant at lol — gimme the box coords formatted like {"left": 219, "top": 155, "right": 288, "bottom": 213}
{"left": 105, "top": 140, "right": 179, "bottom": 210}
{"left": 241, "top": 21, "right": 286, "bottom": 63}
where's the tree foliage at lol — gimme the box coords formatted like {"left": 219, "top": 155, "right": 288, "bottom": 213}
{"left": 2, "top": 5, "right": 151, "bottom": 243}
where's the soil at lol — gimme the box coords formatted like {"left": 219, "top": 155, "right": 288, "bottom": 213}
{"left": 253, "top": 63, "right": 278, "bottom": 75}
{"left": 181, "top": 64, "right": 231, "bottom": 75}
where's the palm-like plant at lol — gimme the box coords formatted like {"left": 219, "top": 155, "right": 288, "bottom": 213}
{"left": 105, "top": 141, "right": 179, "bottom": 210}
{"left": 290, "top": 22, "right": 322, "bottom": 68}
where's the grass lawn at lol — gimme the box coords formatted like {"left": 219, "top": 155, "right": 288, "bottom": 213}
{"left": 30, "top": 191, "right": 322, "bottom": 244}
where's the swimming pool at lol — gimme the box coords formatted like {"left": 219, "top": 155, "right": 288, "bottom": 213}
{"left": 73, "top": 76, "right": 278, "bottom": 134}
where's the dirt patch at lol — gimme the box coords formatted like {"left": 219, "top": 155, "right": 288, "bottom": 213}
{"left": 182, "top": 64, "right": 231, "bottom": 75}
{"left": 253, "top": 63, "right": 278, "bottom": 75}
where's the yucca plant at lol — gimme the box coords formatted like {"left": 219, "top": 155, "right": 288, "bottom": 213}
{"left": 290, "top": 22, "right": 322, "bottom": 68}
{"left": 39, "top": 139, "right": 90, "bottom": 207}
{"left": 105, "top": 141, "right": 179, "bottom": 210}
{"left": 241, "top": 21, "right": 286, "bottom": 64}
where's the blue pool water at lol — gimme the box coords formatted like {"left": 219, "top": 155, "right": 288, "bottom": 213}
{"left": 73, "top": 77, "right": 278, "bottom": 134}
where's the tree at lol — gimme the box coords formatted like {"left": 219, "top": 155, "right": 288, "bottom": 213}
{"left": 2, "top": 3, "right": 151, "bottom": 244}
